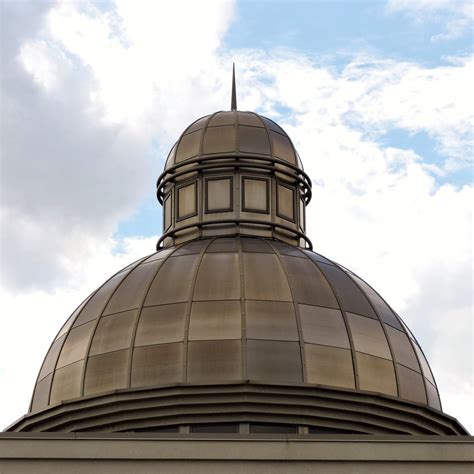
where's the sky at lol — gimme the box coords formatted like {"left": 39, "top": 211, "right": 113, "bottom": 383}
{"left": 0, "top": 0, "right": 472, "bottom": 432}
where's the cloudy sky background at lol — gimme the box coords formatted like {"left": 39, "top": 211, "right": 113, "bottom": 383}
{"left": 1, "top": 0, "right": 472, "bottom": 431}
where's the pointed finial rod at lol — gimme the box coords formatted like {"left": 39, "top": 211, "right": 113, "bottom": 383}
{"left": 231, "top": 63, "right": 237, "bottom": 111}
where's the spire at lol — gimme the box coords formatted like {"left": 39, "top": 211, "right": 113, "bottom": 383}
{"left": 231, "top": 63, "right": 237, "bottom": 111}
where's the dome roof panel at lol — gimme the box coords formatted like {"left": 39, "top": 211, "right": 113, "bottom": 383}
{"left": 270, "top": 130, "right": 296, "bottom": 164}
{"left": 185, "top": 115, "right": 210, "bottom": 134}
{"left": 27, "top": 236, "right": 442, "bottom": 421}
{"left": 175, "top": 129, "right": 202, "bottom": 163}
{"left": 164, "top": 142, "right": 177, "bottom": 170}
{"left": 202, "top": 125, "right": 235, "bottom": 154}
{"left": 238, "top": 125, "right": 270, "bottom": 155}
{"left": 164, "top": 111, "right": 302, "bottom": 170}
{"left": 208, "top": 111, "right": 235, "bottom": 126}
{"left": 237, "top": 111, "right": 264, "bottom": 127}
{"left": 261, "top": 116, "right": 286, "bottom": 134}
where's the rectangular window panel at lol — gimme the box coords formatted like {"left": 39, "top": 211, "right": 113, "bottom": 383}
{"left": 246, "top": 300, "right": 298, "bottom": 341}
{"left": 277, "top": 183, "right": 295, "bottom": 221}
{"left": 356, "top": 352, "right": 397, "bottom": 397}
{"left": 305, "top": 344, "right": 355, "bottom": 388}
{"left": 243, "top": 253, "right": 292, "bottom": 301}
{"left": 134, "top": 426, "right": 180, "bottom": 433}
{"left": 249, "top": 423, "right": 297, "bottom": 434}
{"left": 89, "top": 310, "right": 137, "bottom": 356}
{"left": 397, "top": 364, "right": 427, "bottom": 404}
{"left": 238, "top": 125, "right": 270, "bottom": 155}
{"left": 189, "top": 300, "right": 241, "bottom": 340}
{"left": 191, "top": 423, "right": 239, "bottom": 433}
{"left": 104, "top": 260, "right": 162, "bottom": 315}
{"left": 242, "top": 177, "right": 269, "bottom": 213}
{"left": 347, "top": 312, "right": 392, "bottom": 360}
{"left": 177, "top": 181, "right": 197, "bottom": 220}
{"left": 164, "top": 194, "right": 172, "bottom": 231}
{"left": 135, "top": 303, "right": 186, "bottom": 346}
{"left": 49, "top": 360, "right": 83, "bottom": 405}
{"left": 246, "top": 340, "right": 302, "bottom": 383}
{"left": 193, "top": 253, "right": 240, "bottom": 301}
{"left": 202, "top": 125, "right": 235, "bottom": 154}
{"left": 187, "top": 340, "right": 242, "bottom": 383}
{"left": 318, "top": 263, "right": 377, "bottom": 319}
{"left": 281, "top": 256, "right": 338, "bottom": 308}
{"left": 84, "top": 349, "right": 129, "bottom": 396}
{"left": 299, "top": 198, "right": 305, "bottom": 231}
{"left": 145, "top": 254, "right": 199, "bottom": 305}
{"left": 57, "top": 321, "right": 95, "bottom": 369}
{"left": 299, "top": 305, "right": 350, "bottom": 349}
{"left": 131, "top": 343, "right": 183, "bottom": 387}
{"left": 206, "top": 177, "right": 233, "bottom": 213}
{"left": 385, "top": 325, "right": 420, "bottom": 371}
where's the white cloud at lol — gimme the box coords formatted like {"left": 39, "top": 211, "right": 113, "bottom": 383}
{"left": 1, "top": 1, "right": 472, "bottom": 434}
{"left": 1, "top": 1, "right": 236, "bottom": 292}
{"left": 386, "top": 0, "right": 473, "bottom": 41}
{"left": 0, "top": 236, "right": 155, "bottom": 430}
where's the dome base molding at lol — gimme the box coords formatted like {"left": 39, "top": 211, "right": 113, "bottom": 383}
{"left": 8, "top": 383, "right": 467, "bottom": 435}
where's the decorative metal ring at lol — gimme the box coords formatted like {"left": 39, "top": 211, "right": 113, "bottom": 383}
{"left": 156, "top": 154, "right": 312, "bottom": 204}
{"left": 156, "top": 160, "right": 312, "bottom": 205}
{"left": 156, "top": 218, "right": 313, "bottom": 250}
{"left": 158, "top": 153, "right": 312, "bottom": 186}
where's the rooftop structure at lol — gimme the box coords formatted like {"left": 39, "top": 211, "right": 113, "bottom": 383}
{"left": 7, "top": 70, "right": 467, "bottom": 436}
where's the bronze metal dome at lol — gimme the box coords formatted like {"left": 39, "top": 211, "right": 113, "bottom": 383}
{"left": 7, "top": 75, "right": 468, "bottom": 434}
{"left": 164, "top": 111, "right": 305, "bottom": 172}
{"left": 9, "top": 236, "right": 465, "bottom": 434}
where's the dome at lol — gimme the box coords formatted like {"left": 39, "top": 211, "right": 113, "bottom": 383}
{"left": 8, "top": 74, "right": 467, "bottom": 435}
{"left": 11, "top": 236, "right": 465, "bottom": 434}
{"left": 156, "top": 110, "right": 312, "bottom": 250}
{"left": 164, "top": 111, "right": 304, "bottom": 172}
